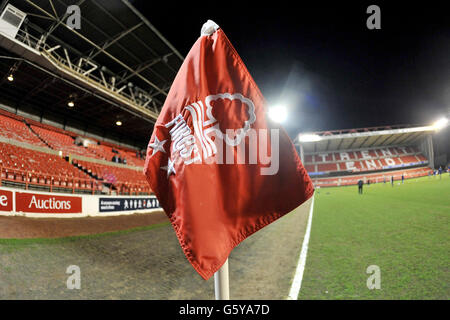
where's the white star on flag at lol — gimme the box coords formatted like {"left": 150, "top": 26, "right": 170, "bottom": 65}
{"left": 161, "top": 158, "right": 176, "bottom": 178}
{"left": 148, "top": 136, "right": 167, "bottom": 157}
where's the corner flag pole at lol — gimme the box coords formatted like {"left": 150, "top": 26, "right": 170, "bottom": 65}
{"left": 214, "top": 258, "right": 230, "bottom": 300}
{"left": 201, "top": 19, "right": 230, "bottom": 301}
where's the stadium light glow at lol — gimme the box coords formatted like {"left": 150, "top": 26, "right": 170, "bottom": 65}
{"left": 432, "top": 117, "right": 448, "bottom": 130}
{"left": 7, "top": 74, "right": 14, "bottom": 81}
{"left": 116, "top": 120, "right": 122, "bottom": 126}
{"left": 298, "top": 133, "right": 322, "bottom": 142}
{"left": 67, "top": 101, "right": 75, "bottom": 107}
{"left": 268, "top": 105, "right": 288, "bottom": 123}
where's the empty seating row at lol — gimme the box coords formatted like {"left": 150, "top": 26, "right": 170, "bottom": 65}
{"left": 30, "top": 125, "right": 102, "bottom": 159}
{"left": 0, "top": 115, "right": 46, "bottom": 147}
{"left": 0, "top": 143, "right": 100, "bottom": 193}
{"left": 86, "top": 144, "right": 144, "bottom": 166}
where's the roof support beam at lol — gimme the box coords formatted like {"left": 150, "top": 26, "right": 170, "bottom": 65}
{"left": 397, "top": 132, "right": 422, "bottom": 145}
{"left": 325, "top": 139, "right": 331, "bottom": 152}
{"left": 87, "top": 22, "right": 144, "bottom": 60}
{"left": 121, "top": 0, "right": 184, "bottom": 61}
{"left": 347, "top": 137, "right": 358, "bottom": 149}
{"left": 40, "top": 0, "right": 87, "bottom": 42}
{"left": 25, "top": 0, "right": 168, "bottom": 98}
{"left": 369, "top": 133, "right": 385, "bottom": 147}
{"left": 92, "top": 0, "right": 179, "bottom": 75}
{"left": 382, "top": 133, "right": 403, "bottom": 145}
{"left": 48, "top": 0, "right": 59, "bottom": 19}
{"left": 116, "top": 57, "right": 165, "bottom": 86}
{"left": 357, "top": 135, "right": 372, "bottom": 148}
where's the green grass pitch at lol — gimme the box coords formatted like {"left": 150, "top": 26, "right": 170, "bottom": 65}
{"left": 298, "top": 174, "right": 449, "bottom": 299}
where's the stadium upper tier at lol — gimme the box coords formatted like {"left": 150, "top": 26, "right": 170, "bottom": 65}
{"left": 31, "top": 125, "right": 102, "bottom": 159}
{"left": 0, "top": 108, "right": 145, "bottom": 164}
{"left": 304, "top": 146, "right": 428, "bottom": 176}
{"left": 0, "top": 114, "right": 46, "bottom": 147}
{"left": 86, "top": 144, "right": 145, "bottom": 167}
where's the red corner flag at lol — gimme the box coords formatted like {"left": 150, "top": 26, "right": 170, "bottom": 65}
{"left": 144, "top": 21, "right": 314, "bottom": 280}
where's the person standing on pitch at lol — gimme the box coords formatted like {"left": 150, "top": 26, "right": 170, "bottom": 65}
{"left": 358, "top": 179, "right": 363, "bottom": 194}
{"left": 391, "top": 175, "right": 394, "bottom": 187}
{"left": 438, "top": 166, "right": 442, "bottom": 179}
{"left": 402, "top": 173, "right": 405, "bottom": 184}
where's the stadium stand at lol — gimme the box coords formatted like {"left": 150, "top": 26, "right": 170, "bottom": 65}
{"left": 0, "top": 143, "right": 101, "bottom": 193}
{"left": 86, "top": 143, "right": 145, "bottom": 167}
{"left": 0, "top": 108, "right": 150, "bottom": 195}
{"left": 0, "top": 103, "right": 436, "bottom": 194}
{"left": 30, "top": 125, "right": 102, "bottom": 159}
{"left": 72, "top": 159, "right": 150, "bottom": 195}
{"left": 305, "top": 146, "right": 428, "bottom": 174}
{"left": 297, "top": 125, "right": 436, "bottom": 188}
{"left": 0, "top": 1, "right": 188, "bottom": 197}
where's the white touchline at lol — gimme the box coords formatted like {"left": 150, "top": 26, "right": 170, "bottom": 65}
{"left": 287, "top": 194, "right": 315, "bottom": 300}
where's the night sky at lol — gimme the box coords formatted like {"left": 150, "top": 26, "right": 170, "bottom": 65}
{"left": 133, "top": 1, "right": 449, "bottom": 138}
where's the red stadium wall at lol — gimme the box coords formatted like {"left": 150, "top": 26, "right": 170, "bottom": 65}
{"left": 0, "top": 186, "right": 161, "bottom": 218}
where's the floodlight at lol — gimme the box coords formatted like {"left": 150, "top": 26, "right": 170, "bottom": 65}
{"left": 67, "top": 101, "right": 75, "bottom": 107}
{"left": 116, "top": 121, "right": 122, "bottom": 126}
{"left": 432, "top": 117, "right": 448, "bottom": 130}
{"left": 298, "top": 133, "right": 322, "bottom": 142}
{"left": 268, "top": 105, "right": 288, "bottom": 123}
{"left": 7, "top": 74, "right": 14, "bottom": 81}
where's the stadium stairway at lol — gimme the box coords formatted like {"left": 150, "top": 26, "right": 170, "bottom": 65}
{"left": 70, "top": 159, "right": 110, "bottom": 193}
{"left": 25, "top": 121, "right": 108, "bottom": 192}
{"left": 25, "top": 121, "right": 53, "bottom": 149}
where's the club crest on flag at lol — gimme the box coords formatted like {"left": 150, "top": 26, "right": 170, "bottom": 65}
{"left": 150, "top": 92, "right": 258, "bottom": 168}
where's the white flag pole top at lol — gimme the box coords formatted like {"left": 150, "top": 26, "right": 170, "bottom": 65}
{"left": 201, "top": 20, "right": 220, "bottom": 36}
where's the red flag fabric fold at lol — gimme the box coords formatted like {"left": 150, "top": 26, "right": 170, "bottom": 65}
{"left": 144, "top": 25, "right": 314, "bottom": 280}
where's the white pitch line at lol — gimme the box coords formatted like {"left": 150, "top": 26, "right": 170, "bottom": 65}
{"left": 287, "top": 194, "right": 315, "bottom": 300}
